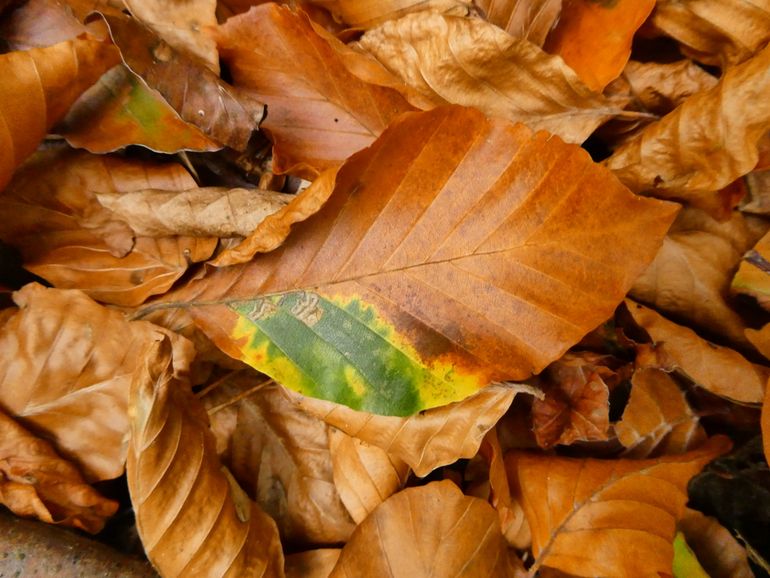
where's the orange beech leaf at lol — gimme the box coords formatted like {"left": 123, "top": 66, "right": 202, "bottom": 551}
{"left": 127, "top": 337, "right": 285, "bottom": 578}
{"left": 327, "top": 427, "right": 409, "bottom": 524}
{"left": 679, "top": 509, "right": 754, "bottom": 578}
{"left": 355, "top": 12, "right": 627, "bottom": 144}
{"left": 0, "top": 283, "right": 194, "bottom": 481}
{"left": 329, "top": 480, "right": 523, "bottom": 578}
{"left": 543, "top": 0, "right": 655, "bottom": 91}
{"left": 148, "top": 106, "right": 676, "bottom": 415}
{"left": 216, "top": 4, "right": 415, "bottom": 178}
{"left": 0, "top": 149, "right": 216, "bottom": 307}
{"left": 615, "top": 368, "right": 706, "bottom": 458}
{"left": 624, "top": 301, "right": 769, "bottom": 404}
{"left": 286, "top": 549, "right": 341, "bottom": 578}
{"left": 652, "top": 0, "right": 770, "bottom": 68}
{"left": 475, "top": 0, "right": 562, "bottom": 45}
{"left": 202, "top": 376, "right": 355, "bottom": 544}
{"left": 0, "top": 36, "right": 119, "bottom": 192}
{"left": 0, "top": 408, "right": 118, "bottom": 534}
{"left": 310, "top": 0, "right": 472, "bottom": 28}
{"left": 606, "top": 43, "right": 770, "bottom": 214}
{"left": 507, "top": 436, "right": 732, "bottom": 577}
{"left": 732, "top": 228, "right": 770, "bottom": 310}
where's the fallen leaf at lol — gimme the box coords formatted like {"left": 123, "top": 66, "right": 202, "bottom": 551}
{"left": 606, "top": 42, "right": 770, "bottom": 214}
{"left": 312, "top": 0, "right": 472, "bottom": 28}
{"left": 0, "top": 36, "right": 119, "bottom": 191}
{"left": 0, "top": 407, "right": 118, "bottom": 533}
{"left": 285, "top": 549, "right": 341, "bottom": 578}
{"left": 507, "top": 436, "right": 732, "bottom": 576}
{"left": 543, "top": 0, "right": 656, "bottom": 91}
{"left": 475, "top": 0, "right": 562, "bottom": 45}
{"left": 0, "top": 283, "right": 194, "bottom": 481}
{"left": 202, "top": 376, "right": 355, "bottom": 545}
{"left": 329, "top": 480, "right": 523, "bottom": 578}
{"left": 624, "top": 300, "right": 768, "bottom": 404}
{"left": 673, "top": 531, "right": 711, "bottom": 578}
{"left": 679, "top": 508, "right": 754, "bottom": 578}
{"left": 327, "top": 427, "right": 409, "bottom": 524}
{"left": 355, "top": 11, "right": 626, "bottom": 143}
{"left": 615, "top": 367, "right": 706, "bottom": 457}
{"left": 216, "top": 4, "right": 415, "bottom": 178}
{"left": 161, "top": 106, "right": 676, "bottom": 415}
{"left": 96, "top": 187, "right": 293, "bottom": 238}
{"left": 765, "top": 381, "right": 770, "bottom": 465}
{"left": 652, "top": 0, "right": 770, "bottom": 67}
{"left": 732, "top": 228, "right": 770, "bottom": 310}
{"left": 127, "top": 337, "right": 285, "bottom": 578}
{"left": 0, "top": 0, "right": 86, "bottom": 50}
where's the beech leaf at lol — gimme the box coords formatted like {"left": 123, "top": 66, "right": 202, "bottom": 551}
{"left": 285, "top": 549, "right": 341, "bottom": 578}
{"left": 475, "top": 0, "right": 562, "bottom": 45}
{"left": 732, "top": 228, "right": 770, "bottom": 310}
{"left": 679, "top": 508, "right": 754, "bottom": 578}
{"left": 314, "top": 0, "right": 472, "bottom": 28}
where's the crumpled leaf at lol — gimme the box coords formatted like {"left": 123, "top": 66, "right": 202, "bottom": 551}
{"left": 652, "top": 0, "right": 770, "bottom": 67}
{"left": 0, "top": 35, "right": 119, "bottom": 192}
{"left": 327, "top": 427, "right": 409, "bottom": 524}
{"left": 615, "top": 367, "right": 706, "bottom": 458}
{"left": 329, "top": 480, "right": 523, "bottom": 578}
{"left": 543, "top": 0, "right": 656, "bottom": 91}
{"left": 355, "top": 11, "right": 627, "bottom": 144}
{"left": 0, "top": 283, "right": 194, "bottom": 481}
{"left": 507, "top": 436, "right": 732, "bottom": 576}
{"left": 606, "top": 43, "right": 770, "bottom": 214}
{"left": 127, "top": 337, "right": 285, "bottom": 578}
{"left": 475, "top": 0, "right": 561, "bottom": 45}
{"left": 216, "top": 4, "right": 415, "bottom": 178}
{"left": 286, "top": 549, "right": 341, "bottom": 578}
{"left": 732, "top": 228, "right": 770, "bottom": 310}
{"left": 96, "top": 187, "right": 293, "bottom": 238}
{"left": 679, "top": 508, "right": 754, "bottom": 578}
{"left": 0, "top": 0, "right": 87, "bottom": 50}
{"left": 624, "top": 300, "right": 769, "bottom": 404}
{"left": 0, "top": 407, "right": 118, "bottom": 533}
{"left": 163, "top": 106, "right": 676, "bottom": 415}
{"left": 312, "top": 0, "right": 472, "bottom": 28}
{"left": 202, "top": 376, "right": 355, "bottom": 545}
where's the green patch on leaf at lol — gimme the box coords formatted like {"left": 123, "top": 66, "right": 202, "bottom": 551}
{"left": 673, "top": 531, "right": 710, "bottom": 578}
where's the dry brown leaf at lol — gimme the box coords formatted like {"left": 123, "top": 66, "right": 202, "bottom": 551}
{"left": 216, "top": 4, "right": 415, "bottom": 178}
{"left": 355, "top": 12, "right": 625, "bottom": 143}
{"left": 679, "top": 508, "right": 754, "bottom": 578}
{"left": 0, "top": 407, "right": 118, "bottom": 533}
{"left": 732, "top": 228, "right": 770, "bottom": 310}
{"left": 475, "top": 0, "right": 561, "bottom": 45}
{"left": 0, "top": 36, "right": 119, "bottom": 192}
{"left": 311, "top": 0, "right": 472, "bottom": 28}
{"left": 329, "top": 480, "right": 523, "bottom": 578}
{"left": 203, "top": 376, "right": 355, "bottom": 545}
{"left": 0, "top": 0, "right": 87, "bottom": 50}
{"left": 327, "top": 427, "right": 409, "bottom": 524}
{"left": 285, "top": 383, "right": 524, "bottom": 477}
{"left": 507, "top": 436, "right": 732, "bottom": 576}
{"left": 606, "top": 43, "right": 770, "bottom": 214}
{"left": 128, "top": 337, "right": 285, "bottom": 578}
{"left": 624, "top": 300, "right": 768, "bottom": 404}
{"left": 615, "top": 367, "right": 706, "bottom": 458}
{"left": 629, "top": 208, "right": 767, "bottom": 344}
{"left": 0, "top": 283, "right": 194, "bottom": 481}
{"left": 96, "top": 187, "right": 293, "bottom": 238}
{"left": 652, "top": 0, "right": 770, "bottom": 67}
{"left": 286, "top": 550, "right": 341, "bottom": 578}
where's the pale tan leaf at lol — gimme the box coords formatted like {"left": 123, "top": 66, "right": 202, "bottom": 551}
{"left": 0, "top": 408, "right": 118, "bottom": 533}
{"left": 128, "top": 337, "right": 285, "bottom": 578}
{"left": 329, "top": 480, "right": 523, "bottom": 578}
{"left": 679, "top": 508, "right": 754, "bottom": 578}
{"left": 312, "top": 0, "right": 472, "bottom": 28}
{"left": 286, "top": 549, "right": 341, "bottom": 578}
{"left": 203, "top": 376, "right": 355, "bottom": 544}
{"left": 615, "top": 367, "right": 706, "bottom": 457}
{"left": 355, "top": 12, "right": 625, "bottom": 143}
{"left": 624, "top": 301, "right": 768, "bottom": 404}
{"left": 327, "top": 428, "right": 409, "bottom": 524}
{"left": 0, "top": 0, "right": 86, "bottom": 50}
{"left": 606, "top": 43, "right": 770, "bottom": 213}
{"left": 475, "top": 0, "right": 561, "bottom": 45}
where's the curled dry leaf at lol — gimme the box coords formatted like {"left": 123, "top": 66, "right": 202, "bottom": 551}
{"left": 652, "top": 0, "right": 770, "bottom": 67}
{"left": 202, "top": 377, "right": 355, "bottom": 545}
{"left": 732, "top": 228, "right": 770, "bottom": 310}
{"left": 475, "top": 0, "right": 562, "bottom": 45}
{"left": 0, "top": 0, "right": 86, "bottom": 50}
{"left": 679, "top": 508, "right": 754, "bottom": 578}
{"left": 0, "top": 283, "right": 194, "bottom": 481}
{"left": 0, "top": 407, "right": 118, "bottom": 533}
{"left": 159, "top": 106, "right": 676, "bottom": 415}
{"left": 624, "top": 301, "right": 769, "bottom": 404}
{"left": 285, "top": 549, "right": 341, "bottom": 578}
{"left": 615, "top": 367, "right": 706, "bottom": 458}
{"left": 216, "top": 4, "right": 415, "bottom": 178}
{"left": 543, "top": 0, "right": 656, "bottom": 91}
{"left": 355, "top": 12, "right": 626, "bottom": 144}
{"left": 606, "top": 43, "right": 770, "bottom": 214}
{"left": 507, "top": 436, "right": 732, "bottom": 577}
{"left": 327, "top": 427, "right": 409, "bottom": 524}
{"left": 127, "top": 337, "right": 285, "bottom": 578}
{"left": 0, "top": 35, "right": 119, "bottom": 191}
{"left": 312, "top": 0, "right": 472, "bottom": 28}
{"left": 329, "top": 480, "right": 523, "bottom": 578}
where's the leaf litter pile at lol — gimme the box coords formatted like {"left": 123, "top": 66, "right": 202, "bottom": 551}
{"left": 3, "top": 0, "right": 770, "bottom": 576}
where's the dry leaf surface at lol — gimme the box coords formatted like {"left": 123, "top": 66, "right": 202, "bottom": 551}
{"left": 679, "top": 508, "right": 754, "bottom": 578}
{"left": 475, "top": 0, "right": 561, "bottom": 45}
